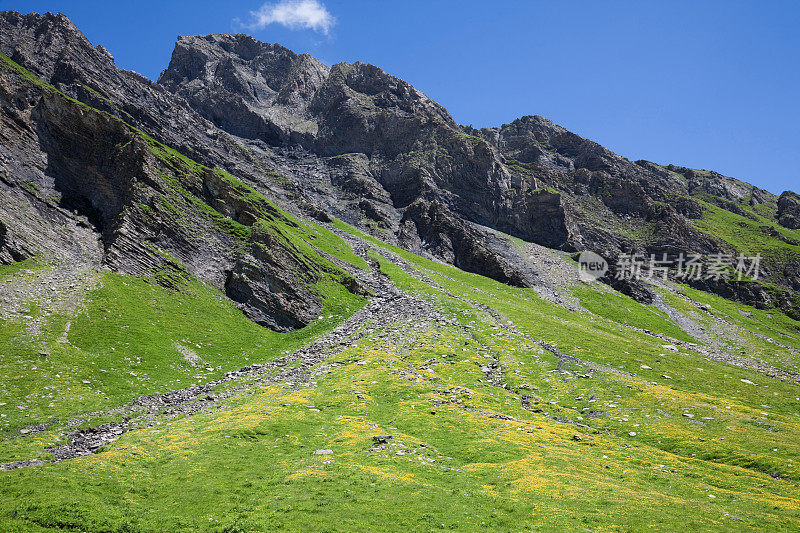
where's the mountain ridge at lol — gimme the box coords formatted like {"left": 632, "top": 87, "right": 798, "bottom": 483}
{"left": 2, "top": 10, "right": 799, "bottom": 314}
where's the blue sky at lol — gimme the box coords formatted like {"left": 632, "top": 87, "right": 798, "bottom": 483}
{"left": 6, "top": 0, "right": 800, "bottom": 194}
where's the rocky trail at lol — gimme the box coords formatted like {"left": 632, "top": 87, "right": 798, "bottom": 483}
{"left": 0, "top": 265, "right": 102, "bottom": 338}
{"left": 648, "top": 282, "right": 800, "bottom": 382}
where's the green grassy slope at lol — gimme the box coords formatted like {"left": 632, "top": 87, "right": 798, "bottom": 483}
{"left": 0, "top": 270, "right": 363, "bottom": 434}
{"left": 572, "top": 284, "right": 696, "bottom": 343}
{"left": 2, "top": 50, "right": 800, "bottom": 532}
{"left": 693, "top": 198, "right": 800, "bottom": 271}
{"left": 2, "top": 238, "right": 800, "bottom": 531}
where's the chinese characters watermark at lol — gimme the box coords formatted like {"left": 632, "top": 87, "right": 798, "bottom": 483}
{"left": 579, "top": 252, "right": 761, "bottom": 282}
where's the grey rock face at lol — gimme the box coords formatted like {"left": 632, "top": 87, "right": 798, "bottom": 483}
{"left": 778, "top": 191, "right": 800, "bottom": 230}
{"left": 0, "top": 11, "right": 272, "bottom": 185}
{"left": 0, "top": 50, "right": 332, "bottom": 330}
{"left": 158, "top": 34, "right": 329, "bottom": 145}
{"left": 156, "top": 31, "right": 544, "bottom": 285}
{"left": 225, "top": 224, "right": 322, "bottom": 331}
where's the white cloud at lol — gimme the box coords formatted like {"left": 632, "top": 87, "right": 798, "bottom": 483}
{"left": 245, "top": 0, "right": 335, "bottom": 34}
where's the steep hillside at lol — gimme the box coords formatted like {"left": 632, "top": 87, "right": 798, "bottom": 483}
{"left": 1, "top": 10, "right": 799, "bottom": 532}
{"left": 3, "top": 11, "right": 800, "bottom": 304}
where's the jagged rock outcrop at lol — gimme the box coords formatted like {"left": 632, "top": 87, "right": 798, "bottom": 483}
{"left": 778, "top": 191, "right": 800, "bottom": 230}
{"left": 158, "top": 34, "right": 330, "bottom": 146}
{"left": 471, "top": 117, "right": 732, "bottom": 259}
{"left": 0, "top": 11, "right": 227, "bottom": 166}
{"left": 157, "top": 32, "right": 542, "bottom": 285}
{"left": 0, "top": 51, "right": 334, "bottom": 331}
{"left": 226, "top": 224, "right": 321, "bottom": 330}
{"left": 518, "top": 190, "right": 577, "bottom": 250}
{"left": 0, "top": 216, "right": 31, "bottom": 264}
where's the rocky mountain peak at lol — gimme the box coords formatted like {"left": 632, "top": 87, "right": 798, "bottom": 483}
{"left": 5, "top": 12, "right": 800, "bottom": 528}
{"left": 0, "top": 10, "right": 115, "bottom": 81}
{"left": 157, "top": 33, "right": 457, "bottom": 151}
{"left": 323, "top": 60, "right": 455, "bottom": 125}
{"left": 158, "top": 33, "right": 330, "bottom": 104}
